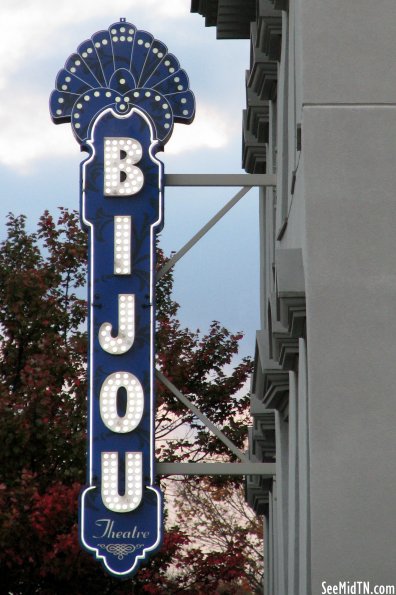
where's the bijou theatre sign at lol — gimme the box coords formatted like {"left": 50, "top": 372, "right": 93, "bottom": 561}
{"left": 50, "top": 19, "right": 195, "bottom": 577}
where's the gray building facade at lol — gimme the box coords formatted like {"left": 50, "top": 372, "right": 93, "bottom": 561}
{"left": 191, "top": 1, "right": 396, "bottom": 593}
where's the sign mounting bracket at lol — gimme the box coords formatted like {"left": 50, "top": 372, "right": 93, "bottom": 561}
{"left": 155, "top": 370, "right": 276, "bottom": 478}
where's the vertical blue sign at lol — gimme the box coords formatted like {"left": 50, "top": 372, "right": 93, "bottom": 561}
{"left": 50, "top": 19, "right": 195, "bottom": 577}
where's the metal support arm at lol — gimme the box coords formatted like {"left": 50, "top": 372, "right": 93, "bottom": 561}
{"left": 157, "top": 186, "right": 251, "bottom": 280}
{"left": 155, "top": 369, "right": 250, "bottom": 463}
{"left": 156, "top": 462, "right": 275, "bottom": 476}
{"left": 164, "top": 174, "right": 276, "bottom": 187}
{"left": 158, "top": 174, "right": 276, "bottom": 280}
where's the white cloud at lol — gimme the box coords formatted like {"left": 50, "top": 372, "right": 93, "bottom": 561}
{"left": 0, "top": 90, "right": 76, "bottom": 173}
{"left": 0, "top": 90, "right": 235, "bottom": 173}
{"left": 166, "top": 104, "right": 236, "bottom": 155}
{"left": 0, "top": 1, "right": 240, "bottom": 172}
{"left": 149, "top": 0, "right": 189, "bottom": 19}
{"left": 0, "top": 0, "right": 189, "bottom": 88}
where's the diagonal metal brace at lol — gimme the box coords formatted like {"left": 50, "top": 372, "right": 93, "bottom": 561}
{"left": 157, "top": 186, "right": 251, "bottom": 281}
{"left": 155, "top": 369, "right": 250, "bottom": 463}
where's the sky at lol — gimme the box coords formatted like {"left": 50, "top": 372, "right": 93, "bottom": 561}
{"left": 0, "top": 0, "right": 259, "bottom": 360}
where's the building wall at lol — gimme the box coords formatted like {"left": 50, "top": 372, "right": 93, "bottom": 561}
{"left": 192, "top": 1, "right": 396, "bottom": 592}
{"left": 299, "top": 1, "right": 396, "bottom": 590}
{"left": 303, "top": 104, "right": 396, "bottom": 590}
{"left": 268, "top": 0, "right": 396, "bottom": 589}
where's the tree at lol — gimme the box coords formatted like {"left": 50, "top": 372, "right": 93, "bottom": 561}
{"left": 0, "top": 209, "right": 257, "bottom": 593}
{"left": 155, "top": 247, "right": 253, "bottom": 463}
{"left": 173, "top": 478, "right": 264, "bottom": 593}
{"left": 0, "top": 210, "right": 87, "bottom": 490}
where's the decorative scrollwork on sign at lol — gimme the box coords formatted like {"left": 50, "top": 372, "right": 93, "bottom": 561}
{"left": 98, "top": 543, "right": 144, "bottom": 560}
{"left": 49, "top": 20, "right": 195, "bottom": 146}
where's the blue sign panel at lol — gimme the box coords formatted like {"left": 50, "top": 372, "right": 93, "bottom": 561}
{"left": 50, "top": 19, "right": 195, "bottom": 577}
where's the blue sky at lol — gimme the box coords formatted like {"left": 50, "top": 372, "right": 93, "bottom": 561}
{"left": 0, "top": 0, "right": 259, "bottom": 360}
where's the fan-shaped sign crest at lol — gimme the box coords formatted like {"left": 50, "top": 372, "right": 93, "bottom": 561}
{"left": 50, "top": 19, "right": 195, "bottom": 145}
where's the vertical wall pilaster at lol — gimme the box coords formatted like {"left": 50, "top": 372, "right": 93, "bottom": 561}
{"left": 297, "top": 338, "right": 310, "bottom": 595}
{"left": 288, "top": 370, "right": 299, "bottom": 593}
